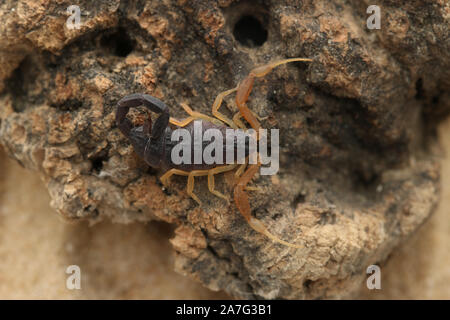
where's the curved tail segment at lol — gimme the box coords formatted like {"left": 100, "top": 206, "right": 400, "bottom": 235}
{"left": 233, "top": 162, "right": 304, "bottom": 249}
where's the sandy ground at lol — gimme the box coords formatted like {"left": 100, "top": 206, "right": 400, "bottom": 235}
{"left": 0, "top": 119, "right": 449, "bottom": 299}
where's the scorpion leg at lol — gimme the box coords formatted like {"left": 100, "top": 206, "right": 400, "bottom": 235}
{"left": 162, "top": 166, "right": 239, "bottom": 204}
{"left": 160, "top": 169, "right": 209, "bottom": 204}
{"left": 170, "top": 102, "right": 223, "bottom": 127}
{"left": 236, "top": 57, "right": 312, "bottom": 134}
{"left": 207, "top": 164, "right": 238, "bottom": 202}
{"left": 169, "top": 116, "right": 195, "bottom": 128}
{"left": 235, "top": 162, "right": 247, "bottom": 178}
{"left": 212, "top": 87, "right": 238, "bottom": 129}
{"left": 234, "top": 162, "right": 303, "bottom": 249}
{"left": 232, "top": 112, "right": 247, "bottom": 130}
{"left": 160, "top": 169, "right": 189, "bottom": 187}
{"left": 187, "top": 170, "right": 212, "bottom": 205}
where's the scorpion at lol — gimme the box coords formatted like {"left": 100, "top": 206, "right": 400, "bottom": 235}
{"left": 116, "top": 58, "right": 312, "bottom": 248}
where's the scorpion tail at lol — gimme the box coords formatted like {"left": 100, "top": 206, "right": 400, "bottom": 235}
{"left": 234, "top": 164, "right": 304, "bottom": 249}
{"left": 247, "top": 217, "right": 304, "bottom": 249}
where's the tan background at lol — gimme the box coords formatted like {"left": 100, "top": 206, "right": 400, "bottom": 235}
{"left": 0, "top": 119, "right": 449, "bottom": 299}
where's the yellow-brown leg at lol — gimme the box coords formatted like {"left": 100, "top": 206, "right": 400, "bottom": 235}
{"left": 234, "top": 162, "right": 303, "bottom": 249}
{"left": 160, "top": 168, "right": 190, "bottom": 187}
{"left": 235, "top": 162, "right": 247, "bottom": 178}
{"left": 187, "top": 170, "right": 212, "bottom": 205}
{"left": 232, "top": 112, "right": 247, "bottom": 130}
{"left": 170, "top": 102, "right": 223, "bottom": 127}
{"left": 169, "top": 116, "right": 195, "bottom": 127}
{"left": 161, "top": 166, "right": 238, "bottom": 204}
{"left": 251, "top": 109, "right": 268, "bottom": 122}
{"left": 212, "top": 87, "right": 238, "bottom": 129}
{"left": 207, "top": 164, "right": 238, "bottom": 202}
{"left": 181, "top": 102, "right": 224, "bottom": 126}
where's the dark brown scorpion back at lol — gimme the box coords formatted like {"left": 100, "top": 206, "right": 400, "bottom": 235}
{"left": 116, "top": 93, "right": 251, "bottom": 172}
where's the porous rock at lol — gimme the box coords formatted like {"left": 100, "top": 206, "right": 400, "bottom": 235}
{"left": 0, "top": 0, "right": 448, "bottom": 299}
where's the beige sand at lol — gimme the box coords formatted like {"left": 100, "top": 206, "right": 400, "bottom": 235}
{"left": 0, "top": 151, "right": 227, "bottom": 299}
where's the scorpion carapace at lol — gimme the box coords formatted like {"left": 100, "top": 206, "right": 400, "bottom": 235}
{"left": 117, "top": 95, "right": 249, "bottom": 172}
{"left": 116, "top": 58, "right": 312, "bottom": 248}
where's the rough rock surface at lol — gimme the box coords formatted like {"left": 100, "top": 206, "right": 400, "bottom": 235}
{"left": 0, "top": 0, "right": 448, "bottom": 299}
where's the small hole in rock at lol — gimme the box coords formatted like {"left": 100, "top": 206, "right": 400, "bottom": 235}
{"left": 431, "top": 94, "right": 439, "bottom": 105}
{"left": 415, "top": 78, "right": 424, "bottom": 100}
{"left": 91, "top": 157, "right": 105, "bottom": 173}
{"left": 100, "top": 28, "right": 135, "bottom": 57}
{"left": 233, "top": 15, "right": 267, "bottom": 47}
{"left": 50, "top": 98, "right": 83, "bottom": 111}
{"left": 292, "top": 192, "right": 305, "bottom": 209}
{"left": 303, "top": 279, "right": 314, "bottom": 290}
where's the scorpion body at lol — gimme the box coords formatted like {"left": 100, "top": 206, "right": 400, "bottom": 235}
{"left": 116, "top": 94, "right": 251, "bottom": 172}
{"left": 116, "top": 58, "right": 312, "bottom": 248}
